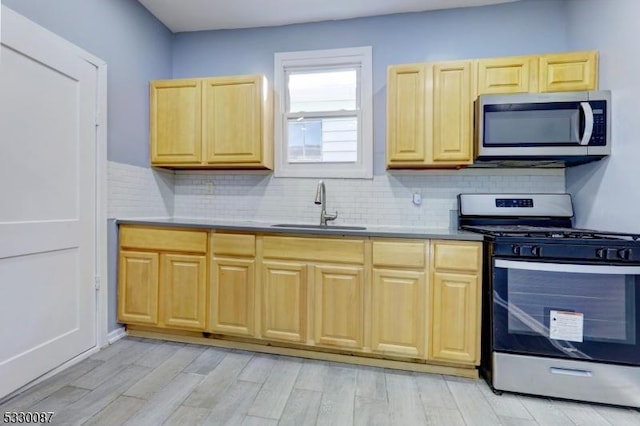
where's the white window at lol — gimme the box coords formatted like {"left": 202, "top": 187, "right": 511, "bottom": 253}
{"left": 274, "top": 47, "right": 373, "bottom": 178}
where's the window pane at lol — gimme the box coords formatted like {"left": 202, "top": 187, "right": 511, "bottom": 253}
{"left": 287, "top": 119, "right": 322, "bottom": 162}
{"left": 287, "top": 117, "right": 357, "bottom": 163}
{"left": 288, "top": 69, "right": 357, "bottom": 113}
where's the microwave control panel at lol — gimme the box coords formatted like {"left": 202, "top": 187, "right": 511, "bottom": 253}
{"left": 589, "top": 101, "right": 607, "bottom": 146}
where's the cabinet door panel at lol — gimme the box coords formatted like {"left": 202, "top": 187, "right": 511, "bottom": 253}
{"left": 432, "top": 61, "right": 473, "bottom": 163}
{"left": 118, "top": 251, "right": 159, "bottom": 325}
{"left": 261, "top": 261, "right": 307, "bottom": 343}
{"left": 431, "top": 272, "right": 479, "bottom": 364}
{"left": 477, "top": 56, "right": 537, "bottom": 95}
{"left": 314, "top": 265, "right": 364, "bottom": 349}
{"left": 386, "top": 64, "right": 426, "bottom": 164}
{"left": 203, "top": 76, "right": 262, "bottom": 164}
{"left": 150, "top": 79, "right": 202, "bottom": 165}
{"left": 160, "top": 254, "right": 207, "bottom": 330}
{"left": 371, "top": 269, "right": 426, "bottom": 357}
{"left": 210, "top": 257, "right": 255, "bottom": 336}
{"left": 539, "top": 51, "right": 598, "bottom": 93}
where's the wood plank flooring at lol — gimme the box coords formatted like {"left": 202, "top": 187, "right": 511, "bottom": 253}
{"left": 1, "top": 337, "right": 639, "bottom": 425}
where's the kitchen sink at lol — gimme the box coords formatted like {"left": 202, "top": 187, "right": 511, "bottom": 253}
{"left": 272, "top": 223, "right": 366, "bottom": 231}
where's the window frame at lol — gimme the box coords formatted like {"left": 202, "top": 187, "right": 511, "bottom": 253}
{"left": 274, "top": 46, "right": 373, "bottom": 178}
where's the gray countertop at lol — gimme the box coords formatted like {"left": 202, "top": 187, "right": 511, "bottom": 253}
{"left": 116, "top": 217, "right": 485, "bottom": 241}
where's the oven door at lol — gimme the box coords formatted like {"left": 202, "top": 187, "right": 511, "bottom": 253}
{"left": 493, "top": 259, "right": 640, "bottom": 365}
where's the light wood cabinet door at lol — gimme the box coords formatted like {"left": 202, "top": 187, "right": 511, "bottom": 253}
{"left": 386, "top": 64, "right": 427, "bottom": 165}
{"left": 431, "top": 272, "right": 480, "bottom": 364}
{"left": 431, "top": 61, "right": 474, "bottom": 164}
{"left": 150, "top": 79, "right": 202, "bottom": 165}
{"left": 210, "top": 257, "right": 255, "bottom": 337}
{"left": 160, "top": 253, "right": 207, "bottom": 330}
{"left": 261, "top": 261, "right": 308, "bottom": 343}
{"left": 314, "top": 265, "right": 364, "bottom": 349}
{"left": 476, "top": 56, "right": 537, "bottom": 95}
{"left": 203, "top": 75, "right": 264, "bottom": 165}
{"left": 539, "top": 51, "right": 598, "bottom": 93}
{"left": 371, "top": 269, "right": 426, "bottom": 357}
{"left": 118, "top": 251, "right": 159, "bottom": 325}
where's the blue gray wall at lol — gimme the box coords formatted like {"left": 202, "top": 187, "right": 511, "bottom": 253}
{"left": 3, "top": 0, "right": 173, "bottom": 167}
{"left": 173, "top": 0, "right": 570, "bottom": 175}
{"left": 565, "top": 0, "right": 640, "bottom": 233}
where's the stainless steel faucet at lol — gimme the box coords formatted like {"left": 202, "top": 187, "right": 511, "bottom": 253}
{"left": 314, "top": 180, "right": 337, "bottom": 226}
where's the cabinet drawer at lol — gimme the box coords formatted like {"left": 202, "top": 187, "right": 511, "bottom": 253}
{"left": 432, "top": 241, "right": 481, "bottom": 272}
{"left": 120, "top": 226, "right": 207, "bottom": 253}
{"left": 372, "top": 240, "right": 426, "bottom": 268}
{"left": 263, "top": 236, "right": 364, "bottom": 264}
{"left": 212, "top": 233, "right": 255, "bottom": 256}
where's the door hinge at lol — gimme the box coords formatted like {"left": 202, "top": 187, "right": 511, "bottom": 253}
{"left": 94, "top": 276, "right": 101, "bottom": 290}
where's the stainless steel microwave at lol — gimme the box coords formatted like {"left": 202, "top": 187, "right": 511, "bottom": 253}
{"left": 474, "top": 90, "right": 611, "bottom": 167}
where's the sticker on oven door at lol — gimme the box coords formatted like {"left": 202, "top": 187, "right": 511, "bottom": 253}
{"left": 549, "top": 310, "right": 584, "bottom": 342}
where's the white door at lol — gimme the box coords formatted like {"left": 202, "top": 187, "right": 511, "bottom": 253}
{"left": 0, "top": 7, "right": 98, "bottom": 399}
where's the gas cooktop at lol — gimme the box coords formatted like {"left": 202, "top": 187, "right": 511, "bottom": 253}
{"left": 458, "top": 193, "right": 640, "bottom": 263}
{"left": 461, "top": 225, "right": 640, "bottom": 241}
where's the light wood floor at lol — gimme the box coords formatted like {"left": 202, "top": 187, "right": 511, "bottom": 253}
{"left": 1, "top": 337, "right": 639, "bottom": 425}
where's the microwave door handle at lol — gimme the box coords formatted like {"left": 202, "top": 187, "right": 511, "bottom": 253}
{"left": 579, "top": 101, "right": 594, "bottom": 145}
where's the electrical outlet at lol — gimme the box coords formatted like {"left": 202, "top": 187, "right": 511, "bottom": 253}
{"left": 205, "top": 182, "right": 214, "bottom": 195}
{"left": 412, "top": 191, "right": 422, "bottom": 206}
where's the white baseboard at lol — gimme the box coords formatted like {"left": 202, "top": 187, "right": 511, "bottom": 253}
{"left": 107, "top": 327, "right": 127, "bottom": 345}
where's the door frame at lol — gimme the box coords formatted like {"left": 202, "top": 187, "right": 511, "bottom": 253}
{"left": 2, "top": 4, "right": 109, "bottom": 354}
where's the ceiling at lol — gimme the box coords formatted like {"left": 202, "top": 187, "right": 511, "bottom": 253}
{"left": 138, "top": 0, "right": 519, "bottom": 33}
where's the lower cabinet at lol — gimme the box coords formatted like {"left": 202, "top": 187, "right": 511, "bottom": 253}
{"left": 314, "top": 264, "right": 364, "bottom": 349}
{"left": 118, "top": 226, "right": 483, "bottom": 372}
{"left": 209, "top": 232, "right": 257, "bottom": 337}
{"left": 430, "top": 240, "right": 482, "bottom": 365}
{"left": 431, "top": 272, "right": 479, "bottom": 364}
{"left": 260, "top": 235, "right": 366, "bottom": 350}
{"left": 117, "top": 226, "right": 208, "bottom": 331}
{"left": 261, "top": 261, "right": 308, "bottom": 343}
{"left": 371, "top": 268, "right": 426, "bottom": 357}
{"left": 371, "top": 240, "right": 428, "bottom": 358}
{"left": 210, "top": 257, "right": 255, "bottom": 336}
{"left": 118, "top": 251, "right": 159, "bottom": 325}
{"left": 160, "top": 253, "right": 207, "bottom": 330}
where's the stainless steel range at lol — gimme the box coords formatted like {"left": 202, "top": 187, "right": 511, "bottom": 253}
{"left": 458, "top": 193, "right": 640, "bottom": 408}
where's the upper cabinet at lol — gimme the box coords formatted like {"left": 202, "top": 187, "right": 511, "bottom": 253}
{"left": 387, "top": 60, "right": 474, "bottom": 168}
{"left": 150, "top": 79, "right": 202, "bottom": 165}
{"left": 431, "top": 61, "right": 474, "bottom": 164}
{"left": 387, "top": 50, "right": 599, "bottom": 169}
{"left": 386, "top": 64, "right": 426, "bottom": 164}
{"left": 150, "top": 74, "right": 273, "bottom": 169}
{"left": 538, "top": 50, "right": 598, "bottom": 93}
{"left": 477, "top": 50, "right": 598, "bottom": 96}
{"left": 476, "top": 56, "right": 538, "bottom": 95}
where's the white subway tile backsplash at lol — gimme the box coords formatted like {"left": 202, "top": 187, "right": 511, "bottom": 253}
{"left": 108, "top": 161, "right": 174, "bottom": 218}
{"left": 171, "top": 169, "right": 565, "bottom": 229}
{"left": 108, "top": 160, "right": 564, "bottom": 228}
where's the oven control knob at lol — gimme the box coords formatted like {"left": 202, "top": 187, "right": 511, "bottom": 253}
{"left": 512, "top": 245, "right": 522, "bottom": 255}
{"left": 531, "top": 246, "right": 541, "bottom": 257}
{"left": 596, "top": 248, "right": 606, "bottom": 259}
{"left": 617, "top": 249, "right": 632, "bottom": 260}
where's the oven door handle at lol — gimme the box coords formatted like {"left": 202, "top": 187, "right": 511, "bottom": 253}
{"left": 494, "top": 259, "right": 640, "bottom": 275}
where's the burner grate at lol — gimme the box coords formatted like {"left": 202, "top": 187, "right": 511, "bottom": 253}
{"left": 462, "top": 225, "right": 640, "bottom": 241}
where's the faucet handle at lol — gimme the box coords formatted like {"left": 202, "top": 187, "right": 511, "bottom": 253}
{"left": 325, "top": 211, "right": 338, "bottom": 222}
